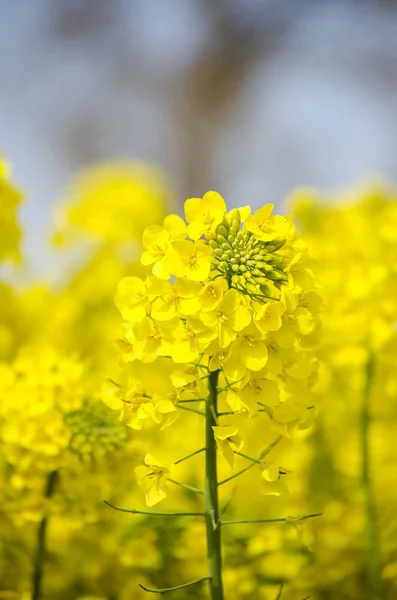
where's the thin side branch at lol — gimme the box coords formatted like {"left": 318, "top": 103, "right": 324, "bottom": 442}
{"left": 139, "top": 576, "right": 210, "bottom": 594}
{"left": 218, "top": 436, "right": 283, "bottom": 486}
{"left": 221, "top": 513, "right": 322, "bottom": 526}
{"left": 210, "top": 405, "right": 219, "bottom": 425}
{"left": 168, "top": 478, "right": 205, "bottom": 495}
{"left": 217, "top": 378, "right": 244, "bottom": 392}
{"left": 275, "top": 582, "right": 284, "bottom": 600}
{"left": 178, "top": 398, "right": 207, "bottom": 404}
{"left": 234, "top": 451, "right": 265, "bottom": 465}
{"left": 104, "top": 500, "right": 204, "bottom": 517}
{"left": 174, "top": 447, "right": 206, "bottom": 465}
{"left": 179, "top": 405, "right": 206, "bottom": 417}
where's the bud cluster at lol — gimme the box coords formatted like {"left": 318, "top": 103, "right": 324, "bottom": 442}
{"left": 210, "top": 211, "right": 288, "bottom": 299}
{"left": 65, "top": 400, "right": 128, "bottom": 462}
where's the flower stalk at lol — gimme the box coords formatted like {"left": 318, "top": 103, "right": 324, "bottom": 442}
{"left": 103, "top": 500, "right": 204, "bottom": 518}
{"left": 138, "top": 577, "right": 210, "bottom": 594}
{"left": 32, "top": 470, "right": 58, "bottom": 600}
{"left": 361, "top": 354, "right": 384, "bottom": 600}
{"left": 221, "top": 513, "right": 321, "bottom": 526}
{"left": 205, "top": 369, "right": 224, "bottom": 600}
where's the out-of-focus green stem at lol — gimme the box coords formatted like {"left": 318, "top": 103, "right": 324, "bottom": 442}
{"left": 221, "top": 512, "right": 322, "bottom": 526}
{"left": 32, "top": 470, "right": 57, "bottom": 600}
{"left": 139, "top": 576, "right": 210, "bottom": 594}
{"left": 205, "top": 370, "right": 224, "bottom": 600}
{"left": 361, "top": 353, "right": 384, "bottom": 600}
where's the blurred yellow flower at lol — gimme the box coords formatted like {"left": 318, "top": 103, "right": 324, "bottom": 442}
{"left": 135, "top": 453, "right": 174, "bottom": 507}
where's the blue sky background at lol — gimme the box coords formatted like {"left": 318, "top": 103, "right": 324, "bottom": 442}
{"left": 2, "top": 0, "right": 397, "bottom": 278}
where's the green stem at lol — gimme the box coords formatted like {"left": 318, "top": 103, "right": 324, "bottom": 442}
{"left": 205, "top": 370, "right": 224, "bottom": 600}
{"left": 275, "top": 582, "right": 284, "bottom": 600}
{"left": 32, "top": 470, "right": 57, "bottom": 600}
{"left": 361, "top": 353, "right": 384, "bottom": 600}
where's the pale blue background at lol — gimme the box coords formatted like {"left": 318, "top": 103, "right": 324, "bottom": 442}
{"left": 2, "top": 0, "right": 397, "bottom": 277}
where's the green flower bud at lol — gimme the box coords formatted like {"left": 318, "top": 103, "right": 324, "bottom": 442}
{"left": 270, "top": 238, "right": 287, "bottom": 251}
{"left": 232, "top": 214, "right": 241, "bottom": 229}
{"left": 228, "top": 208, "right": 240, "bottom": 224}
{"left": 259, "top": 283, "right": 269, "bottom": 293}
{"left": 217, "top": 225, "right": 228, "bottom": 238}
{"left": 256, "top": 262, "right": 273, "bottom": 273}
{"left": 253, "top": 276, "right": 269, "bottom": 285}
{"left": 208, "top": 215, "right": 289, "bottom": 303}
{"left": 268, "top": 256, "right": 285, "bottom": 267}
{"left": 267, "top": 269, "right": 287, "bottom": 281}
{"left": 246, "top": 282, "right": 259, "bottom": 294}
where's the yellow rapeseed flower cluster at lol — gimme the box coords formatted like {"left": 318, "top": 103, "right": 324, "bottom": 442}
{"left": 53, "top": 162, "right": 168, "bottom": 247}
{"left": 0, "top": 346, "right": 128, "bottom": 520}
{"left": 0, "top": 159, "right": 170, "bottom": 599}
{"left": 110, "top": 190, "right": 320, "bottom": 507}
